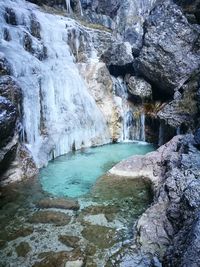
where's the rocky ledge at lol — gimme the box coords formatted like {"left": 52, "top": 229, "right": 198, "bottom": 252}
{"left": 109, "top": 133, "right": 200, "bottom": 266}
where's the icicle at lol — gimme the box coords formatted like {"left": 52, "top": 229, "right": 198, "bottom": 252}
{"left": 79, "top": 0, "right": 83, "bottom": 16}
{"left": 65, "top": 0, "right": 72, "bottom": 14}
{"left": 140, "top": 113, "right": 145, "bottom": 141}
{"left": 176, "top": 127, "right": 181, "bottom": 135}
{"left": 158, "top": 122, "right": 164, "bottom": 146}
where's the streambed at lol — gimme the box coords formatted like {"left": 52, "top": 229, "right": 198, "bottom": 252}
{"left": 0, "top": 142, "right": 155, "bottom": 267}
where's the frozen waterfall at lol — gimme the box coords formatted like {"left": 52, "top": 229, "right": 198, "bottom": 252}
{"left": 0, "top": 0, "right": 110, "bottom": 167}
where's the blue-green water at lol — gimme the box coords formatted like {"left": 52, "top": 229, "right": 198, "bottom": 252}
{"left": 40, "top": 142, "right": 155, "bottom": 197}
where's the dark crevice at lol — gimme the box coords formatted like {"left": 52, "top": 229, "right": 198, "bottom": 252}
{"left": 108, "top": 63, "right": 134, "bottom": 78}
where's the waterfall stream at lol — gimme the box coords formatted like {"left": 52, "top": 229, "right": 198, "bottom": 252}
{"left": 112, "top": 76, "right": 146, "bottom": 142}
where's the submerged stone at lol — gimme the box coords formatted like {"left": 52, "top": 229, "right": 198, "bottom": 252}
{"left": 58, "top": 235, "right": 80, "bottom": 248}
{"left": 15, "top": 242, "right": 31, "bottom": 257}
{"left": 29, "top": 211, "right": 71, "bottom": 226}
{"left": 80, "top": 205, "right": 119, "bottom": 222}
{"left": 81, "top": 224, "right": 117, "bottom": 249}
{"left": 85, "top": 244, "right": 97, "bottom": 256}
{"left": 37, "top": 198, "right": 80, "bottom": 210}
{"left": 35, "top": 249, "right": 84, "bottom": 267}
{"left": 8, "top": 227, "right": 34, "bottom": 241}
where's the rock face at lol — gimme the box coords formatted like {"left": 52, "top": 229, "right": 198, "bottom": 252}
{"left": 79, "top": 62, "right": 122, "bottom": 141}
{"left": 136, "top": 1, "right": 200, "bottom": 95}
{"left": 0, "top": 59, "right": 37, "bottom": 184}
{"left": 157, "top": 71, "right": 200, "bottom": 134}
{"left": 110, "top": 134, "right": 200, "bottom": 266}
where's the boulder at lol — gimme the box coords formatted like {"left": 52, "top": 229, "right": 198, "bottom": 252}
{"left": 127, "top": 76, "right": 152, "bottom": 102}
{"left": 101, "top": 41, "right": 133, "bottom": 69}
{"left": 136, "top": 1, "right": 200, "bottom": 95}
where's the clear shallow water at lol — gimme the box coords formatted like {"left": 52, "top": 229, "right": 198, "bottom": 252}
{"left": 0, "top": 142, "right": 155, "bottom": 267}
{"left": 39, "top": 142, "right": 155, "bottom": 197}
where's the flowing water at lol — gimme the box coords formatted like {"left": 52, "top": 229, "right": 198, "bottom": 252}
{"left": 0, "top": 142, "right": 155, "bottom": 267}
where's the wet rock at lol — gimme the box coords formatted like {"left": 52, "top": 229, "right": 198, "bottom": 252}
{"left": 0, "top": 97, "right": 17, "bottom": 148}
{"left": 81, "top": 224, "right": 117, "bottom": 249}
{"left": 15, "top": 241, "right": 31, "bottom": 257}
{"left": 0, "top": 96, "right": 18, "bottom": 176}
{"left": 0, "top": 54, "right": 11, "bottom": 76}
{"left": 3, "top": 28, "right": 11, "bottom": 42}
{"left": 58, "top": 235, "right": 80, "bottom": 248}
{"left": 127, "top": 76, "right": 152, "bottom": 102}
{"left": 23, "top": 33, "right": 33, "bottom": 53}
{"left": 0, "top": 76, "right": 22, "bottom": 112}
{"left": 37, "top": 197, "right": 80, "bottom": 210}
{"left": 29, "top": 211, "right": 71, "bottom": 226}
{"left": 23, "top": 32, "right": 47, "bottom": 61}
{"left": 0, "top": 137, "right": 18, "bottom": 176}
{"left": 4, "top": 7, "right": 17, "bottom": 25}
{"left": 1, "top": 144, "right": 38, "bottom": 185}
{"left": 136, "top": 1, "right": 200, "bottom": 95}
{"left": 30, "top": 13, "right": 41, "bottom": 39}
